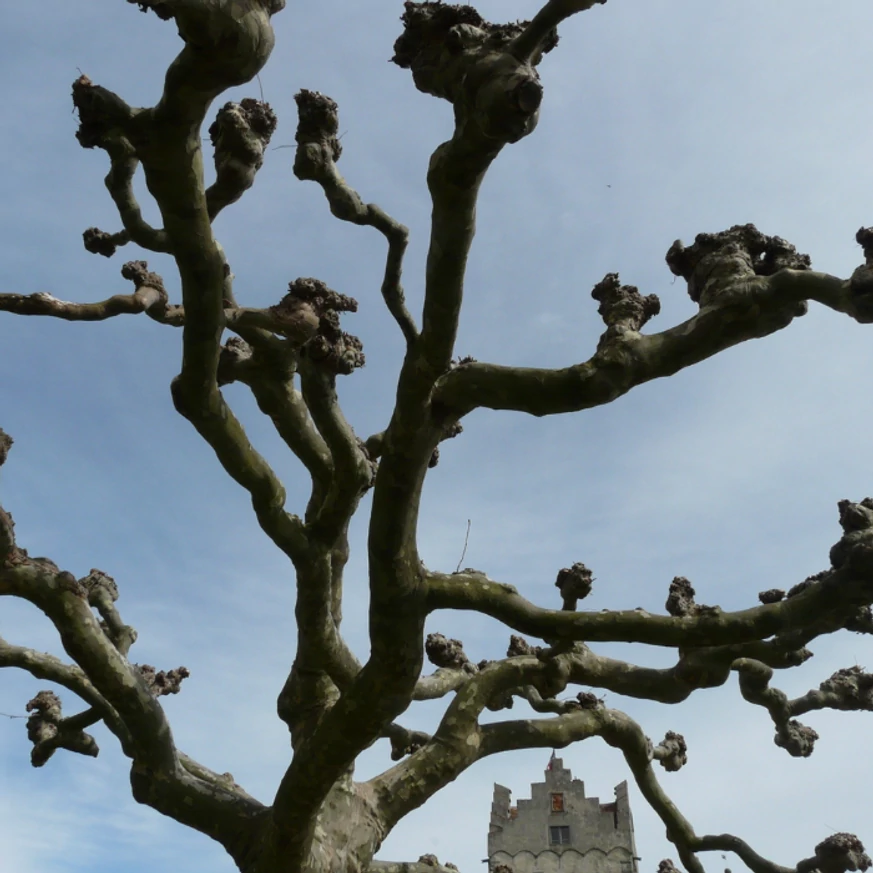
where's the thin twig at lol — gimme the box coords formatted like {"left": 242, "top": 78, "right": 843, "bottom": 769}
{"left": 454, "top": 519, "right": 471, "bottom": 573}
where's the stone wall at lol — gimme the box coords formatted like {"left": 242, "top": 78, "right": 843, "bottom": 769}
{"left": 488, "top": 757, "right": 638, "bottom": 873}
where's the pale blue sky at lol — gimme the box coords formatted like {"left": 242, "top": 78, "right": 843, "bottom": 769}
{"left": 3, "top": 2, "right": 873, "bottom": 872}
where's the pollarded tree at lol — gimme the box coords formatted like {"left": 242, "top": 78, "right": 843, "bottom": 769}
{"left": 2, "top": 2, "right": 873, "bottom": 873}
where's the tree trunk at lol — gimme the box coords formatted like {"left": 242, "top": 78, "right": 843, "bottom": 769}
{"left": 240, "top": 774, "right": 386, "bottom": 873}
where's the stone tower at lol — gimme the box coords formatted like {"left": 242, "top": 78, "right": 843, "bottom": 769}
{"left": 488, "top": 754, "right": 638, "bottom": 873}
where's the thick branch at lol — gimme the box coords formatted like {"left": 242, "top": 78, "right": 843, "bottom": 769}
{"left": 424, "top": 550, "right": 873, "bottom": 649}
{"left": 139, "top": 0, "right": 284, "bottom": 132}
{"left": 74, "top": 10, "right": 302, "bottom": 572}
{"left": 383, "top": 722, "right": 432, "bottom": 761}
{"left": 82, "top": 568, "right": 138, "bottom": 655}
{"left": 0, "top": 561, "right": 176, "bottom": 771}
{"left": 276, "top": 544, "right": 362, "bottom": 748}
{"left": 377, "top": 499, "right": 873, "bottom": 834}
{"left": 733, "top": 659, "right": 873, "bottom": 758}
{"left": 23, "top": 690, "right": 99, "bottom": 766}
{"left": 221, "top": 352, "right": 368, "bottom": 704}
{"left": 412, "top": 630, "right": 814, "bottom": 720}
{"left": 101, "top": 153, "right": 173, "bottom": 254}
{"left": 270, "top": 652, "right": 432, "bottom": 868}
{"left": 222, "top": 338, "right": 333, "bottom": 504}
{"left": 0, "top": 276, "right": 320, "bottom": 569}
{"left": 412, "top": 667, "right": 470, "bottom": 701}
{"left": 172, "top": 376, "right": 309, "bottom": 561}
{"left": 0, "top": 428, "right": 12, "bottom": 467}
{"left": 0, "top": 510, "right": 265, "bottom": 858}
{"left": 71, "top": 77, "right": 168, "bottom": 257}
{"left": 390, "top": 3, "right": 575, "bottom": 381}
{"left": 372, "top": 654, "right": 570, "bottom": 829}
{"left": 695, "top": 835, "right": 793, "bottom": 873}
{"left": 294, "top": 89, "right": 417, "bottom": 344}
{"left": 481, "top": 708, "right": 707, "bottom": 870}
{"left": 299, "top": 362, "right": 375, "bottom": 542}
{"left": 368, "top": 860, "right": 459, "bottom": 873}
{"left": 793, "top": 664, "right": 873, "bottom": 714}
{"left": 206, "top": 98, "right": 277, "bottom": 221}
{"left": 0, "top": 289, "right": 331, "bottom": 345}
{"left": 0, "top": 282, "right": 176, "bottom": 324}
{"left": 433, "top": 225, "right": 873, "bottom": 419}
{"left": 129, "top": 753, "right": 269, "bottom": 866}
{"left": 235, "top": 344, "right": 364, "bottom": 739}
{"left": 170, "top": 277, "right": 313, "bottom": 566}
{"left": 0, "top": 635, "right": 132, "bottom": 753}
{"left": 509, "top": 0, "right": 606, "bottom": 64}
{"left": 339, "top": 17, "right": 582, "bottom": 839}
{"left": 161, "top": 181, "right": 311, "bottom": 566}
{"left": 568, "top": 638, "right": 811, "bottom": 704}
{"left": 365, "top": 8, "right": 568, "bottom": 647}
{"left": 223, "top": 306, "right": 319, "bottom": 344}
{"left": 696, "top": 832, "right": 871, "bottom": 873}
{"left": 485, "top": 689, "right": 869, "bottom": 873}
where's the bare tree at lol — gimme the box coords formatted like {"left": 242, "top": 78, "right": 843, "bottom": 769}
{"left": 2, "top": 2, "right": 873, "bottom": 873}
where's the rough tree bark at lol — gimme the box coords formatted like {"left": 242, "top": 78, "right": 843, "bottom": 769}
{"left": 2, "top": 2, "right": 873, "bottom": 873}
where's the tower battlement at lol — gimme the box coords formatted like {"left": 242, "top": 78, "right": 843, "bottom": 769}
{"left": 487, "top": 756, "right": 638, "bottom": 873}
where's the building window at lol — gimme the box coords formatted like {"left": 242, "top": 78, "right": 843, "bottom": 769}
{"left": 549, "top": 826, "right": 571, "bottom": 845}
{"left": 550, "top": 793, "right": 564, "bottom": 813}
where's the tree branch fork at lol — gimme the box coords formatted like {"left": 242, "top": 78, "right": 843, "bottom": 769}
{"left": 6, "top": 409, "right": 872, "bottom": 871}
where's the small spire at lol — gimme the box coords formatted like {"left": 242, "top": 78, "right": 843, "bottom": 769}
{"left": 547, "top": 749, "right": 557, "bottom": 770}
